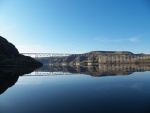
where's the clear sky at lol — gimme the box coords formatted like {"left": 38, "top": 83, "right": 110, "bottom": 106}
{"left": 0, "top": 0, "right": 150, "bottom": 54}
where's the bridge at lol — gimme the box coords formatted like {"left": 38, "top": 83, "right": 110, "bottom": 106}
{"left": 21, "top": 53, "right": 150, "bottom": 58}
{"left": 21, "top": 53, "right": 80, "bottom": 58}
{"left": 21, "top": 53, "right": 109, "bottom": 58}
{"left": 21, "top": 53, "right": 93, "bottom": 65}
{"left": 21, "top": 53, "right": 150, "bottom": 65}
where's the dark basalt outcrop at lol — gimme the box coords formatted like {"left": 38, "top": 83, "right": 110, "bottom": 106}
{"left": 0, "top": 36, "right": 42, "bottom": 66}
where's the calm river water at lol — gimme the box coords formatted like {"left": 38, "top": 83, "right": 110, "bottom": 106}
{"left": 1, "top": 66, "right": 150, "bottom": 113}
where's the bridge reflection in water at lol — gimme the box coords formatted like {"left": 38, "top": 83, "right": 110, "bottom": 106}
{"left": 24, "top": 64, "right": 150, "bottom": 77}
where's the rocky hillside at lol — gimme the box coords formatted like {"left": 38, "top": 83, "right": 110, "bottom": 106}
{"left": 0, "top": 36, "right": 42, "bottom": 66}
{"left": 38, "top": 51, "right": 150, "bottom": 65}
{"left": 37, "top": 51, "right": 133, "bottom": 65}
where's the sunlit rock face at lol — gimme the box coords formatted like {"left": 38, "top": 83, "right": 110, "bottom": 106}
{"left": 0, "top": 36, "right": 43, "bottom": 66}
{"left": 37, "top": 51, "right": 150, "bottom": 65}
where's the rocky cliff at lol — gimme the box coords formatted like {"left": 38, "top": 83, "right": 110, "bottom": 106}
{"left": 38, "top": 51, "right": 150, "bottom": 65}
{"left": 37, "top": 51, "right": 131, "bottom": 65}
{"left": 0, "top": 36, "right": 42, "bottom": 66}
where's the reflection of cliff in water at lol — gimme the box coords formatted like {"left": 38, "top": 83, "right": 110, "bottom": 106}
{"left": 37, "top": 64, "right": 150, "bottom": 76}
{"left": 0, "top": 66, "right": 40, "bottom": 94}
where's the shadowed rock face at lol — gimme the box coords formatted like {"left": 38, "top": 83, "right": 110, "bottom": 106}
{"left": 0, "top": 66, "right": 40, "bottom": 94}
{"left": 0, "top": 36, "right": 19, "bottom": 56}
{"left": 0, "top": 36, "right": 43, "bottom": 66}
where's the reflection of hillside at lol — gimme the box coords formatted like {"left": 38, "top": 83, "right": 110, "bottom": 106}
{"left": 37, "top": 64, "right": 150, "bottom": 76}
{"left": 0, "top": 66, "right": 40, "bottom": 94}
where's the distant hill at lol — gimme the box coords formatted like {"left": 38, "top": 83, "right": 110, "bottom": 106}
{"left": 84, "top": 51, "right": 133, "bottom": 54}
{"left": 37, "top": 51, "right": 150, "bottom": 65}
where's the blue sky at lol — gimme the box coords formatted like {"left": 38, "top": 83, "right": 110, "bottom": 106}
{"left": 0, "top": 0, "right": 150, "bottom": 53}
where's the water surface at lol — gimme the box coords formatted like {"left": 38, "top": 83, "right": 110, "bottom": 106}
{"left": 0, "top": 65, "right": 150, "bottom": 113}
